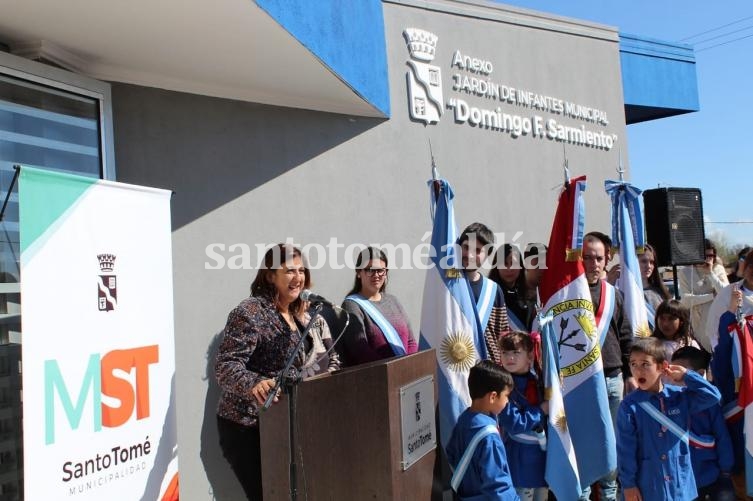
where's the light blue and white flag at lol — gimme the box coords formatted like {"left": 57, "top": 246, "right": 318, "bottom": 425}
{"left": 540, "top": 311, "right": 581, "bottom": 501}
{"left": 605, "top": 180, "right": 651, "bottom": 338}
{"left": 420, "top": 179, "right": 488, "bottom": 448}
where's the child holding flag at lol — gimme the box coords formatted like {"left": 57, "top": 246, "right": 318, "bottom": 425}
{"left": 497, "top": 331, "right": 548, "bottom": 501}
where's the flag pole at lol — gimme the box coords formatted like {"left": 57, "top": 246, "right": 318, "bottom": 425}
{"left": 562, "top": 144, "right": 570, "bottom": 185}
{"left": 617, "top": 149, "right": 625, "bottom": 182}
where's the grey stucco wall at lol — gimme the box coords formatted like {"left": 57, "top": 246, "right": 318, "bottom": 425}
{"left": 111, "top": 1, "right": 629, "bottom": 499}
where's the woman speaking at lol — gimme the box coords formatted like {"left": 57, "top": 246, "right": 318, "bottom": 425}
{"left": 215, "top": 244, "right": 338, "bottom": 499}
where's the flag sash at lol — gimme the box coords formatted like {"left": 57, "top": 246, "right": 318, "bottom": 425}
{"left": 637, "top": 401, "right": 689, "bottom": 444}
{"left": 344, "top": 295, "right": 405, "bottom": 356}
{"left": 450, "top": 424, "right": 499, "bottom": 492}
{"left": 595, "top": 281, "right": 616, "bottom": 347}
{"left": 475, "top": 277, "right": 497, "bottom": 335}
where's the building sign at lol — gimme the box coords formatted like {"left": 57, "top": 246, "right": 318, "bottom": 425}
{"left": 19, "top": 167, "right": 178, "bottom": 501}
{"left": 404, "top": 27, "right": 617, "bottom": 150}
{"left": 399, "top": 375, "right": 436, "bottom": 470}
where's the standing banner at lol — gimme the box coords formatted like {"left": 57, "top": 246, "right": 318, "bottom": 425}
{"left": 19, "top": 167, "right": 178, "bottom": 500}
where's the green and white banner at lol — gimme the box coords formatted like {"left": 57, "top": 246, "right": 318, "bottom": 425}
{"left": 19, "top": 167, "right": 178, "bottom": 500}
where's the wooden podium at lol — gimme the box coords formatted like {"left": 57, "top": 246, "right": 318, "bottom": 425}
{"left": 260, "top": 349, "right": 438, "bottom": 500}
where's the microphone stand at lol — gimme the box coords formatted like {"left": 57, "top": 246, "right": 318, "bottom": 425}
{"left": 261, "top": 302, "right": 323, "bottom": 501}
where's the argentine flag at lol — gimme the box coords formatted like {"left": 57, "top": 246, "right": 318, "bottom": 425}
{"left": 540, "top": 311, "right": 581, "bottom": 501}
{"left": 420, "top": 179, "right": 488, "bottom": 448}
{"left": 538, "top": 175, "right": 616, "bottom": 489}
{"left": 605, "top": 180, "right": 651, "bottom": 337}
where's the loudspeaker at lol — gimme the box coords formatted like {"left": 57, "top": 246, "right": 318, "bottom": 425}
{"left": 643, "top": 188, "right": 705, "bottom": 267}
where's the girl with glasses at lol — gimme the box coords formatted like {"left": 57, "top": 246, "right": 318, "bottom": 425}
{"left": 340, "top": 247, "right": 418, "bottom": 366}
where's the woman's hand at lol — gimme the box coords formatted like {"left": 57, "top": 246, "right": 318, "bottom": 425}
{"left": 729, "top": 284, "right": 743, "bottom": 314}
{"left": 250, "top": 378, "right": 278, "bottom": 405}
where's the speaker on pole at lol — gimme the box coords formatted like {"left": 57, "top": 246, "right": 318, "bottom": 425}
{"left": 643, "top": 187, "right": 705, "bottom": 267}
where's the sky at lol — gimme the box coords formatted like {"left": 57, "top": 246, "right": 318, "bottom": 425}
{"left": 498, "top": 0, "right": 753, "bottom": 250}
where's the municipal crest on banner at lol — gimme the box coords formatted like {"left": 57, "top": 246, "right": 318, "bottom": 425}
{"left": 404, "top": 28, "right": 443, "bottom": 124}
{"left": 97, "top": 253, "right": 117, "bottom": 311}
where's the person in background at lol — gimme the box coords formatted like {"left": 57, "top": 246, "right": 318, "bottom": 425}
{"left": 679, "top": 238, "right": 729, "bottom": 352}
{"left": 446, "top": 360, "right": 520, "bottom": 501}
{"left": 340, "top": 246, "right": 417, "bottom": 366}
{"left": 650, "top": 299, "right": 699, "bottom": 360}
{"left": 579, "top": 231, "right": 635, "bottom": 501}
{"left": 523, "top": 243, "right": 546, "bottom": 309}
{"left": 727, "top": 246, "right": 751, "bottom": 284}
{"left": 489, "top": 244, "right": 535, "bottom": 331}
{"left": 458, "top": 222, "right": 510, "bottom": 364}
{"left": 710, "top": 258, "right": 753, "bottom": 499}
{"left": 215, "top": 244, "right": 339, "bottom": 500}
{"left": 671, "top": 346, "right": 735, "bottom": 501}
{"left": 638, "top": 244, "right": 672, "bottom": 320}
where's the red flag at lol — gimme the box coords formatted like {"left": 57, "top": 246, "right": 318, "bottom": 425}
{"left": 538, "top": 175, "right": 587, "bottom": 306}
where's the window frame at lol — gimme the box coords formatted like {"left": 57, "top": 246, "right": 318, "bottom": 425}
{"left": 0, "top": 50, "right": 116, "bottom": 180}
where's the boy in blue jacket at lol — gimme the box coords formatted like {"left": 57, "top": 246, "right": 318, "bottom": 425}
{"left": 617, "top": 338, "right": 721, "bottom": 501}
{"left": 447, "top": 360, "right": 520, "bottom": 501}
{"left": 671, "top": 346, "right": 735, "bottom": 500}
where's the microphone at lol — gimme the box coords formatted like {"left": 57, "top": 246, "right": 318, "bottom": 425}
{"left": 300, "top": 289, "right": 335, "bottom": 307}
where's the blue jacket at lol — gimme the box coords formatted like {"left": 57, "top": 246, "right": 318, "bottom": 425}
{"left": 689, "top": 403, "right": 734, "bottom": 488}
{"left": 711, "top": 310, "right": 745, "bottom": 473}
{"left": 617, "top": 370, "right": 721, "bottom": 501}
{"left": 447, "top": 409, "right": 520, "bottom": 501}
{"left": 498, "top": 372, "right": 546, "bottom": 488}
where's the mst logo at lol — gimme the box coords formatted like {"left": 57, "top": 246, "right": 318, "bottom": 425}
{"left": 44, "top": 345, "right": 159, "bottom": 444}
{"left": 404, "top": 28, "right": 443, "bottom": 124}
{"left": 97, "top": 253, "right": 117, "bottom": 312}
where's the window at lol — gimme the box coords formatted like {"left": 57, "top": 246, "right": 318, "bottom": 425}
{"left": 0, "top": 51, "right": 114, "bottom": 501}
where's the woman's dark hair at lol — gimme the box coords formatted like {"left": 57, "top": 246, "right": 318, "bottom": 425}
{"left": 250, "top": 243, "right": 311, "bottom": 317}
{"left": 489, "top": 244, "right": 529, "bottom": 293}
{"left": 704, "top": 238, "right": 717, "bottom": 256}
{"left": 346, "top": 246, "right": 389, "bottom": 297}
{"left": 641, "top": 243, "right": 670, "bottom": 300}
{"left": 651, "top": 299, "right": 693, "bottom": 347}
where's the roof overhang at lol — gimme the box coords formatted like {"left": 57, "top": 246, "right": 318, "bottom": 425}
{"left": 0, "top": 0, "right": 389, "bottom": 117}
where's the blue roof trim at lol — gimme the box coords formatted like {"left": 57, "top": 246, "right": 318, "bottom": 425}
{"left": 619, "top": 34, "right": 699, "bottom": 124}
{"left": 254, "top": 0, "right": 390, "bottom": 117}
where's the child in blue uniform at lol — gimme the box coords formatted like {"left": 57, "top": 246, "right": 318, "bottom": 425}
{"left": 447, "top": 360, "right": 520, "bottom": 501}
{"left": 671, "top": 346, "right": 735, "bottom": 501}
{"left": 617, "top": 338, "right": 721, "bottom": 501}
{"left": 497, "top": 331, "right": 548, "bottom": 501}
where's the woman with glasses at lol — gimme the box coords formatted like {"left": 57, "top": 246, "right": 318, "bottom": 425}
{"left": 678, "top": 238, "right": 729, "bottom": 352}
{"left": 340, "top": 247, "right": 417, "bottom": 366}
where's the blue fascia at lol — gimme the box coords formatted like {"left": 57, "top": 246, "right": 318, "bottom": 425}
{"left": 254, "top": 0, "right": 390, "bottom": 117}
{"left": 619, "top": 33, "right": 700, "bottom": 124}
